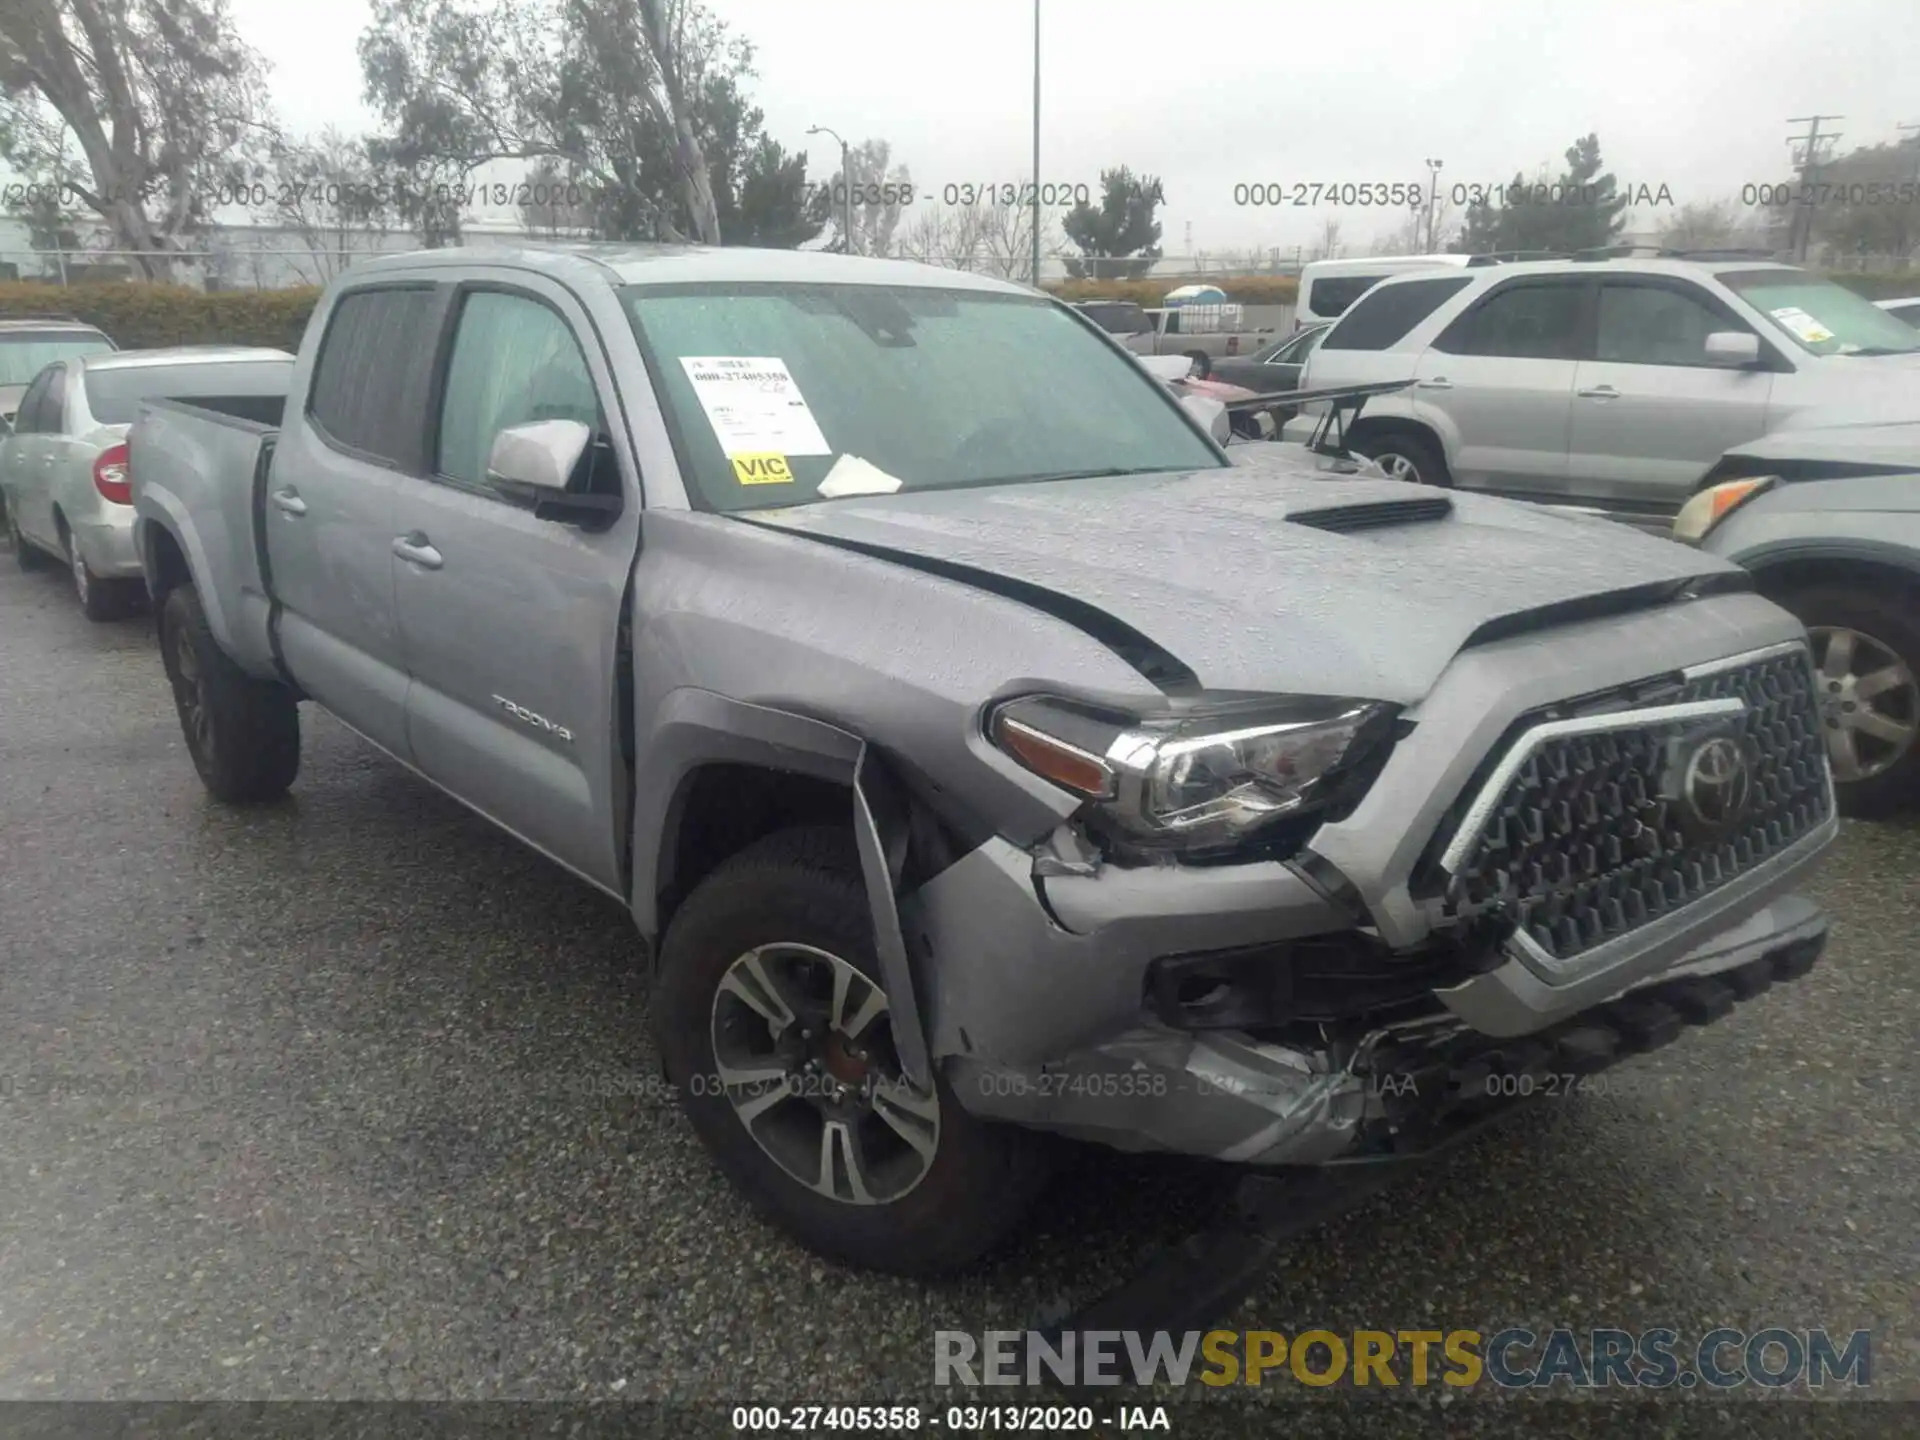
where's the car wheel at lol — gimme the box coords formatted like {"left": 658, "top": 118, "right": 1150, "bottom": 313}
{"left": 158, "top": 584, "right": 302, "bottom": 803}
{"left": 653, "top": 825, "right": 1055, "bottom": 1276}
{"left": 67, "top": 534, "right": 135, "bottom": 622}
{"left": 1353, "top": 432, "right": 1450, "bottom": 487}
{"left": 8, "top": 504, "right": 50, "bottom": 570}
{"left": 1780, "top": 585, "right": 1920, "bottom": 817}
{"left": 1185, "top": 351, "right": 1212, "bottom": 379}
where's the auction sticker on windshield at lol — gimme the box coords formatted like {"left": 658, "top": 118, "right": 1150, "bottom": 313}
{"left": 680, "top": 356, "right": 831, "bottom": 458}
{"left": 1770, "top": 306, "right": 1835, "bottom": 344}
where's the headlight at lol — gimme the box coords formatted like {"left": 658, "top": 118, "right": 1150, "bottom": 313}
{"left": 1673, "top": 476, "right": 1778, "bottom": 543}
{"left": 990, "top": 695, "right": 1397, "bottom": 851}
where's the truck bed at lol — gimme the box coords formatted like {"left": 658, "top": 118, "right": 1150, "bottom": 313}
{"left": 128, "top": 397, "right": 283, "bottom": 677}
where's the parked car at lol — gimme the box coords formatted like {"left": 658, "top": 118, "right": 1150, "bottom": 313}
{"left": 1876, "top": 297, "right": 1920, "bottom": 328}
{"left": 1676, "top": 419, "right": 1920, "bottom": 814}
{"left": 1204, "top": 321, "right": 1334, "bottom": 424}
{"left": 133, "top": 246, "right": 1836, "bottom": 1279}
{"left": 3, "top": 347, "right": 292, "bottom": 619}
{"left": 1296, "top": 254, "right": 1474, "bottom": 329}
{"left": 1070, "top": 298, "right": 1276, "bottom": 370}
{"left": 1292, "top": 253, "right": 1920, "bottom": 508}
{"left": 0, "top": 316, "right": 116, "bottom": 428}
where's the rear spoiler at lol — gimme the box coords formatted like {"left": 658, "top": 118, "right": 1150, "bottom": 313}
{"left": 1222, "top": 378, "right": 1414, "bottom": 457}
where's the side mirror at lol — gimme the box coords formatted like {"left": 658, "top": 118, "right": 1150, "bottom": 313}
{"left": 486, "top": 419, "right": 591, "bottom": 493}
{"left": 1704, "top": 331, "right": 1761, "bottom": 367}
{"left": 485, "top": 418, "right": 620, "bottom": 527}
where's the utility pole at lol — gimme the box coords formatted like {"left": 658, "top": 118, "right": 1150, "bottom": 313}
{"left": 1030, "top": 0, "right": 1041, "bottom": 287}
{"left": 808, "top": 125, "right": 855, "bottom": 255}
{"left": 1424, "top": 158, "right": 1444, "bottom": 253}
{"left": 1786, "top": 115, "right": 1842, "bottom": 263}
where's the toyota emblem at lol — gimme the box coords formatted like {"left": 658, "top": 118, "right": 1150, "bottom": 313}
{"left": 1681, "top": 735, "right": 1753, "bottom": 834}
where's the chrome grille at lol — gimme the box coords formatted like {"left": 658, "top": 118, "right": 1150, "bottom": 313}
{"left": 1436, "top": 645, "right": 1832, "bottom": 965}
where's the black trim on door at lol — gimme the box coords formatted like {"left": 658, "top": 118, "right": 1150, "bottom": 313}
{"left": 1430, "top": 275, "right": 1598, "bottom": 361}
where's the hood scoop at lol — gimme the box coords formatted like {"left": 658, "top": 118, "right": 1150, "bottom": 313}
{"left": 1285, "top": 495, "right": 1454, "bottom": 533}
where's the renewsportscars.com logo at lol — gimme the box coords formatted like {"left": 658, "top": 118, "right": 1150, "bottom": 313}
{"left": 934, "top": 1327, "right": 1872, "bottom": 1390}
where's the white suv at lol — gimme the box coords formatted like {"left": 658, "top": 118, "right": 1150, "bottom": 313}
{"left": 1292, "top": 253, "right": 1920, "bottom": 511}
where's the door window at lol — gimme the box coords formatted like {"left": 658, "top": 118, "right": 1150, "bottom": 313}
{"left": 434, "top": 290, "right": 603, "bottom": 490}
{"left": 40, "top": 364, "right": 69, "bottom": 433}
{"left": 1321, "top": 276, "right": 1475, "bottom": 351}
{"left": 1438, "top": 282, "right": 1587, "bottom": 359}
{"left": 1595, "top": 284, "right": 1743, "bottom": 366}
{"left": 307, "top": 285, "right": 443, "bottom": 470}
{"left": 13, "top": 366, "right": 55, "bottom": 432}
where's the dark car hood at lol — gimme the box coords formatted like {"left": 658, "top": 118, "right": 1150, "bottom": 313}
{"left": 747, "top": 458, "right": 1745, "bottom": 702}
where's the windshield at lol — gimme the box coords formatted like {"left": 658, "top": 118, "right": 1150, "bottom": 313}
{"left": 1718, "top": 271, "right": 1920, "bottom": 357}
{"left": 624, "top": 284, "right": 1222, "bottom": 511}
{"left": 81, "top": 359, "right": 292, "bottom": 425}
{"left": 0, "top": 331, "right": 113, "bottom": 385}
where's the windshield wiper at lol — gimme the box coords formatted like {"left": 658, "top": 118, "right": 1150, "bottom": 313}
{"left": 977, "top": 465, "right": 1189, "bottom": 486}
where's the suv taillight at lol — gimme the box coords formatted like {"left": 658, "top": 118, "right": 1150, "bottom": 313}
{"left": 93, "top": 442, "right": 131, "bottom": 505}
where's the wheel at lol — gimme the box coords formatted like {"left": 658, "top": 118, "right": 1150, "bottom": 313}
{"left": 66, "top": 532, "right": 138, "bottom": 622}
{"left": 1778, "top": 585, "right": 1920, "bottom": 817}
{"left": 1185, "top": 350, "right": 1212, "bottom": 379}
{"left": 157, "top": 584, "right": 302, "bottom": 803}
{"left": 653, "top": 826, "right": 1055, "bottom": 1276}
{"left": 1352, "top": 431, "right": 1450, "bottom": 487}
{"left": 8, "top": 503, "right": 50, "bottom": 570}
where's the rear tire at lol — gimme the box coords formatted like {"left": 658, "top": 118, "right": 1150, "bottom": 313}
{"left": 1773, "top": 583, "right": 1920, "bottom": 817}
{"left": 67, "top": 535, "right": 138, "bottom": 622}
{"left": 1352, "top": 430, "right": 1450, "bottom": 487}
{"left": 653, "top": 825, "right": 1055, "bottom": 1276}
{"left": 1184, "top": 350, "right": 1212, "bottom": 379}
{"left": 158, "top": 584, "right": 301, "bottom": 803}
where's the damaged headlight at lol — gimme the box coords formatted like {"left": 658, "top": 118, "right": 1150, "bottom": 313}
{"left": 990, "top": 694, "right": 1397, "bottom": 852}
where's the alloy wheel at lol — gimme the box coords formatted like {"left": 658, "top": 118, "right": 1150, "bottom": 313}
{"left": 1809, "top": 625, "right": 1920, "bottom": 782}
{"left": 1372, "top": 451, "right": 1423, "bottom": 484}
{"left": 168, "top": 616, "right": 214, "bottom": 761}
{"left": 708, "top": 942, "right": 938, "bottom": 1206}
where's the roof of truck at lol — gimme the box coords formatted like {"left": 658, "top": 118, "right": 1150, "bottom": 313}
{"left": 345, "top": 243, "right": 1043, "bottom": 296}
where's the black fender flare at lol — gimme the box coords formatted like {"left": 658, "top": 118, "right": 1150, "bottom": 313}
{"left": 1724, "top": 536, "right": 1920, "bottom": 589}
{"left": 632, "top": 688, "right": 932, "bottom": 1088}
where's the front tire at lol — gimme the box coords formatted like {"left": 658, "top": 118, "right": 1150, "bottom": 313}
{"left": 653, "top": 826, "right": 1054, "bottom": 1276}
{"left": 158, "top": 584, "right": 301, "bottom": 803}
{"left": 1352, "top": 431, "right": 1450, "bottom": 487}
{"left": 1777, "top": 584, "right": 1920, "bottom": 817}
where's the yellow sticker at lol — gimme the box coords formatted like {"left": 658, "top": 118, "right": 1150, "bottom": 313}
{"left": 732, "top": 453, "right": 793, "bottom": 485}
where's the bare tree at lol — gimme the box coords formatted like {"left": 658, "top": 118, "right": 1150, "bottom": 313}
{"left": 824, "top": 139, "right": 911, "bottom": 256}
{"left": 266, "top": 129, "right": 397, "bottom": 286}
{"left": 0, "top": 0, "right": 271, "bottom": 278}
{"left": 1308, "top": 214, "right": 1345, "bottom": 261}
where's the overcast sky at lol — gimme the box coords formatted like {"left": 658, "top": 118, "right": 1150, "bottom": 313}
{"left": 232, "top": 0, "right": 1920, "bottom": 255}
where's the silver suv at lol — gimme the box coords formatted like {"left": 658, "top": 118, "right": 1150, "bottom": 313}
{"left": 1295, "top": 252, "right": 1920, "bottom": 512}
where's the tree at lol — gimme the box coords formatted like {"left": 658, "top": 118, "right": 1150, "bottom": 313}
{"left": 1788, "top": 135, "right": 1920, "bottom": 266}
{"left": 717, "top": 134, "right": 825, "bottom": 248}
{"left": 820, "top": 138, "right": 909, "bottom": 256}
{"left": 1455, "top": 134, "right": 1630, "bottom": 255}
{"left": 0, "top": 0, "right": 271, "bottom": 278}
{"left": 1061, "top": 166, "right": 1163, "bottom": 280}
{"left": 1656, "top": 197, "right": 1743, "bottom": 252}
{"left": 265, "top": 128, "right": 398, "bottom": 285}
{"left": 361, "top": 0, "right": 787, "bottom": 245}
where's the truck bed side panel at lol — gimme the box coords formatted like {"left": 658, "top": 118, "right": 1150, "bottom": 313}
{"left": 129, "top": 399, "right": 279, "bottom": 677}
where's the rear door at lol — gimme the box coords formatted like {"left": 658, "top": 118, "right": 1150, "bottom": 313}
{"left": 389, "top": 274, "right": 641, "bottom": 896}
{"left": 267, "top": 283, "right": 451, "bottom": 761}
{"left": 3, "top": 367, "right": 57, "bottom": 546}
{"left": 1567, "top": 278, "right": 1778, "bottom": 507}
{"left": 1420, "top": 276, "right": 1592, "bottom": 497}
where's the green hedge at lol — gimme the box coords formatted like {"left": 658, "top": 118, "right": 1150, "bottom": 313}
{"left": 0, "top": 282, "right": 321, "bottom": 351}
{"left": 1823, "top": 271, "right": 1920, "bottom": 300}
{"left": 1046, "top": 275, "right": 1300, "bottom": 306}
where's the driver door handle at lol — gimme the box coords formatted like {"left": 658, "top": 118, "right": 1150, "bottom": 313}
{"left": 1578, "top": 384, "right": 1620, "bottom": 399}
{"left": 392, "top": 532, "right": 443, "bottom": 570}
{"left": 271, "top": 487, "right": 307, "bottom": 516}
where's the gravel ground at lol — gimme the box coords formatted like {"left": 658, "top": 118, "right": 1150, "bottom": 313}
{"left": 1, "top": 550, "right": 1914, "bottom": 1438}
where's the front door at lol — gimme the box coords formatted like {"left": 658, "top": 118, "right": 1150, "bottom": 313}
{"left": 1568, "top": 279, "right": 1777, "bottom": 508}
{"left": 390, "top": 279, "right": 641, "bottom": 896}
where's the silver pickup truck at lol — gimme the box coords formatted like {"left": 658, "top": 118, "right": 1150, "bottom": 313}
{"left": 131, "top": 244, "right": 1837, "bottom": 1280}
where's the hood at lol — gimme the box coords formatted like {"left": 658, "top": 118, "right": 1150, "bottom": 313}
{"left": 746, "top": 459, "right": 1744, "bottom": 702}
{"left": 1724, "top": 418, "right": 1920, "bottom": 475}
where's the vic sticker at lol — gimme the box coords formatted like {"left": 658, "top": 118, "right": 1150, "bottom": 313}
{"left": 732, "top": 453, "right": 794, "bottom": 485}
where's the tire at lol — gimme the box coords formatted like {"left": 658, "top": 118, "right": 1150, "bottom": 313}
{"left": 8, "top": 504, "right": 50, "bottom": 571}
{"left": 1773, "top": 583, "right": 1920, "bottom": 818}
{"left": 157, "top": 583, "right": 302, "bottom": 803}
{"left": 1352, "top": 430, "right": 1450, "bottom": 487}
{"left": 66, "top": 533, "right": 138, "bottom": 622}
{"left": 653, "top": 825, "right": 1055, "bottom": 1276}
{"left": 1184, "top": 350, "right": 1212, "bottom": 379}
